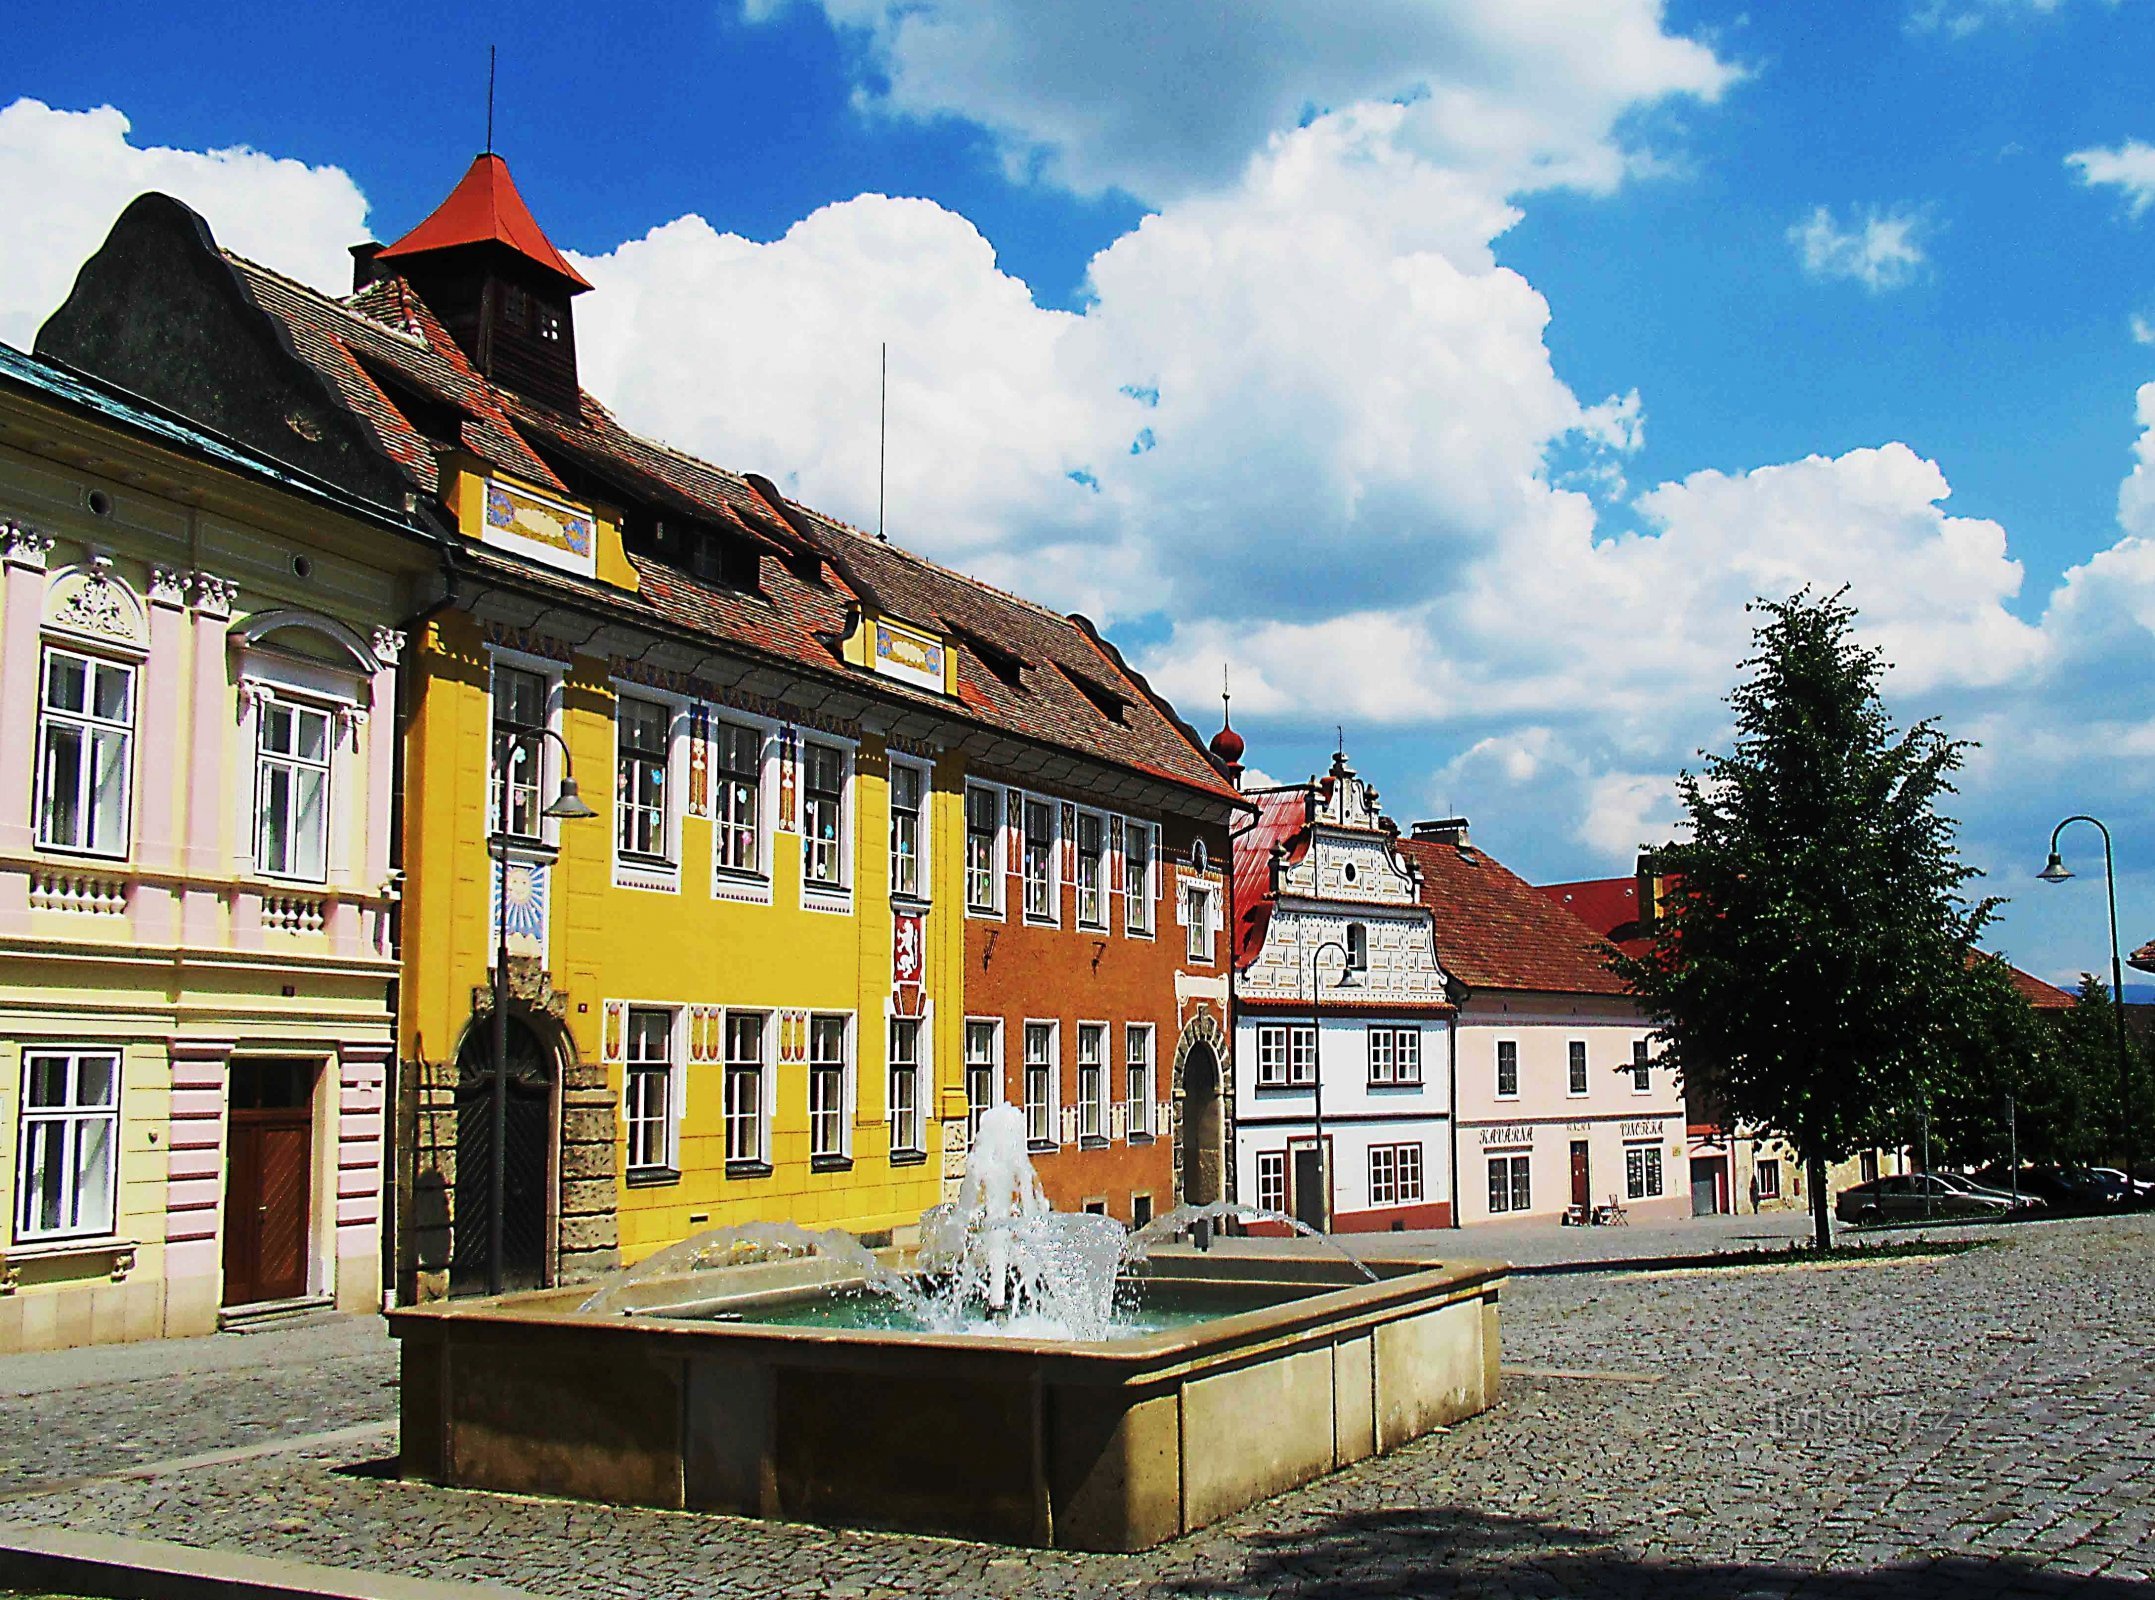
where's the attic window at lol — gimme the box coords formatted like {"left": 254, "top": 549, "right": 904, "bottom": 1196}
{"left": 953, "top": 628, "right": 1026, "bottom": 691}
{"left": 1062, "top": 666, "right": 1127, "bottom": 724}
{"left": 624, "top": 514, "right": 760, "bottom": 594}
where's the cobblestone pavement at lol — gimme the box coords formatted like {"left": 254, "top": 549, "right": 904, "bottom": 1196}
{"left": 2, "top": 1215, "right": 2150, "bottom": 1598}
{"left": 0, "top": 1314, "right": 394, "bottom": 1491}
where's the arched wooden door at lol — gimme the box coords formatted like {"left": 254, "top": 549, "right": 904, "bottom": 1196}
{"left": 450, "top": 1017, "right": 554, "bottom": 1296}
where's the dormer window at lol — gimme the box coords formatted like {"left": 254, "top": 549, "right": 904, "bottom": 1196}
{"left": 953, "top": 627, "right": 1026, "bottom": 691}
{"left": 1062, "top": 666, "right": 1127, "bottom": 723}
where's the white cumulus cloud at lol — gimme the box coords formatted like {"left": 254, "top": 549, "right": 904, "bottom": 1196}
{"left": 744, "top": 0, "right": 1737, "bottom": 204}
{"left": 2067, "top": 138, "right": 2155, "bottom": 217}
{"left": 1788, "top": 204, "right": 1930, "bottom": 291}
{"left": 0, "top": 98, "right": 368, "bottom": 352}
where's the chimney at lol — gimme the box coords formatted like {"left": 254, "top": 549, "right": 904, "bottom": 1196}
{"left": 1635, "top": 851, "right": 1663, "bottom": 929}
{"left": 349, "top": 241, "right": 386, "bottom": 293}
{"left": 1412, "top": 817, "right": 1470, "bottom": 847}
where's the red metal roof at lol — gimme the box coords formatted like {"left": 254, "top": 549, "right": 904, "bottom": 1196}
{"left": 1404, "top": 842, "right": 1631, "bottom": 997}
{"left": 1231, "top": 788, "right": 1311, "bottom": 968}
{"left": 1538, "top": 874, "right": 1653, "bottom": 959}
{"left": 376, "top": 154, "right": 594, "bottom": 291}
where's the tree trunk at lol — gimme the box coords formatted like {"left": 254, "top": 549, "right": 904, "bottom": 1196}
{"left": 1808, "top": 1155, "right": 1833, "bottom": 1250}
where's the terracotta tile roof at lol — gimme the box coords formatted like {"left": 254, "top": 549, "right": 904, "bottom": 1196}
{"left": 1545, "top": 873, "right": 2079, "bottom": 1013}
{"left": 1400, "top": 839, "right": 1630, "bottom": 997}
{"left": 1974, "top": 952, "right": 2075, "bottom": 1011}
{"left": 1231, "top": 788, "right": 1312, "bottom": 967}
{"left": 219, "top": 249, "right": 1238, "bottom": 808}
{"left": 376, "top": 154, "right": 593, "bottom": 290}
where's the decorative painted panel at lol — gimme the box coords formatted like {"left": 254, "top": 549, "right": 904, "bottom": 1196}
{"left": 491, "top": 856, "right": 550, "bottom": 960}
{"left": 688, "top": 702, "right": 711, "bottom": 818}
{"left": 482, "top": 478, "right": 596, "bottom": 578}
{"left": 870, "top": 617, "right": 947, "bottom": 694}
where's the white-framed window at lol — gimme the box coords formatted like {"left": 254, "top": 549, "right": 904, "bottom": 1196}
{"left": 616, "top": 696, "right": 672, "bottom": 864}
{"left": 964, "top": 785, "right": 1002, "bottom": 913}
{"left": 623, "top": 1007, "right": 676, "bottom": 1175}
{"left": 1184, "top": 883, "right": 1213, "bottom": 963}
{"left": 1022, "top": 797, "right": 1056, "bottom": 921}
{"left": 964, "top": 1018, "right": 1001, "bottom": 1136}
{"left": 1124, "top": 1024, "right": 1154, "bottom": 1139}
{"left": 1075, "top": 812, "right": 1105, "bottom": 929}
{"left": 802, "top": 743, "right": 847, "bottom": 888}
{"left": 888, "top": 1016, "right": 924, "bottom": 1155}
{"left": 713, "top": 720, "right": 764, "bottom": 876}
{"left": 1368, "top": 1026, "right": 1421, "bottom": 1086}
{"left": 1345, "top": 922, "right": 1368, "bottom": 973}
{"left": 1567, "top": 1040, "right": 1589, "bottom": 1097}
{"left": 1256, "top": 1023, "right": 1318, "bottom": 1088}
{"left": 1256, "top": 1150, "right": 1287, "bottom": 1215}
{"left": 1756, "top": 1158, "right": 1782, "bottom": 1200}
{"left": 1023, "top": 1021, "right": 1057, "bottom": 1147}
{"left": 808, "top": 1013, "right": 850, "bottom": 1160}
{"left": 1496, "top": 1039, "right": 1519, "bottom": 1100}
{"left": 1631, "top": 1038, "right": 1652, "bottom": 1093}
{"left": 35, "top": 648, "right": 135, "bottom": 857}
{"left": 1124, "top": 821, "right": 1154, "bottom": 935}
{"left": 1076, "top": 1022, "right": 1107, "bottom": 1141}
{"left": 1626, "top": 1142, "right": 1664, "bottom": 1201}
{"left": 724, "top": 1011, "right": 767, "bottom": 1168}
{"left": 1487, "top": 1153, "right": 1531, "bottom": 1215}
{"left": 253, "top": 698, "right": 332, "bottom": 882}
{"left": 490, "top": 662, "right": 551, "bottom": 841}
{"left": 14, "top": 1047, "right": 121, "bottom": 1241}
{"left": 1369, "top": 1143, "right": 1424, "bottom": 1207}
{"left": 889, "top": 760, "right": 926, "bottom": 900}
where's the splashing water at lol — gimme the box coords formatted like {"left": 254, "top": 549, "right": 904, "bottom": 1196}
{"left": 914, "top": 1104, "right": 1128, "bottom": 1339}
{"left": 574, "top": 1106, "right": 1368, "bottom": 1336}
{"left": 1127, "top": 1201, "right": 1379, "bottom": 1283}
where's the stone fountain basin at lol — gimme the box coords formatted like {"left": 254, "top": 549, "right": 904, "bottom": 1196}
{"left": 389, "top": 1248, "right": 1505, "bottom": 1552}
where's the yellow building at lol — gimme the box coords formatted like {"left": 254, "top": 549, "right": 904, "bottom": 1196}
{"left": 0, "top": 335, "right": 436, "bottom": 1351}
{"left": 44, "top": 158, "right": 1244, "bottom": 1299}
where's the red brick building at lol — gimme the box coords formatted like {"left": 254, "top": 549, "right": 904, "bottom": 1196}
{"left": 957, "top": 670, "right": 1242, "bottom": 1224}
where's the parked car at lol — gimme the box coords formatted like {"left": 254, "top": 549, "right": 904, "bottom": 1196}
{"left": 1835, "top": 1174, "right": 2014, "bottom": 1224}
{"left": 1932, "top": 1171, "right": 2044, "bottom": 1211}
{"left": 2090, "top": 1167, "right": 2154, "bottom": 1202}
{"left": 1972, "top": 1164, "right": 2126, "bottom": 1212}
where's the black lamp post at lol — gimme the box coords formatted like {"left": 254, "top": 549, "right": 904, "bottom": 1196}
{"left": 1301, "top": 935, "right": 1359, "bottom": 1232}
{"left": 488, "top": 727, "right": 595, "bottom": 1296}
{"left": 2038, "top": 815, "right": 2135, "bottom": 1199}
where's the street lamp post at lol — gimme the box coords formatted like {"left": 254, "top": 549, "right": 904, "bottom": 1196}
{"left": 1302, "top": 936, "right": 1359, "bottom": 1233}
{"left": 487, "top": 726, "right": 596, "bottom": 1296}
{"left": 2038, "top": 815, "right": 2136, "bottom": 1202}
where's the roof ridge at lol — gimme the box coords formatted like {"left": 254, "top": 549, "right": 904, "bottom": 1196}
{"left": 794, "top": 503, "right": 1080, "bottom": 628}
{"left": 225, "top": 250, "right": 431, "bottom": 350}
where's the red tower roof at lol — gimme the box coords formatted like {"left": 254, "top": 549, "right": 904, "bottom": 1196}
{"left": 376, "top": 153, "right": 593, "bottom": 291}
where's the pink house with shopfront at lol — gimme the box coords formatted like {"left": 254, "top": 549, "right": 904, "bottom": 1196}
{"left": 1401, "top": 821, "right": 1689, "bottom": 1227}
{"left": 0, "top": 328, "right": 436, "bottom": 1350}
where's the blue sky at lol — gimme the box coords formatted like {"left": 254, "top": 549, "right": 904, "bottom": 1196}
{"left": 5, "top": 0, "right": 2154, "bottom": 986}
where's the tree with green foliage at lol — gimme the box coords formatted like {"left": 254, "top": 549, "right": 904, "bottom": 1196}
{"left": 1922, "top": 956, "right": 2057, "bottom": 1170}
{"left": 1615, "top": 590, "right": 1994, "bottom": 1248}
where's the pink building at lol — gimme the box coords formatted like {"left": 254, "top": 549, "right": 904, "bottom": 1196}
{"left": 1402, "top": 823, "right": 1688, "bottom": 1227}
{"left": 0, "top": 336, "right": 434, "bottom": 1350}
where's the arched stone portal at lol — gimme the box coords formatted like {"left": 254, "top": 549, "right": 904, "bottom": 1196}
{"left": 450, "top": 1015, "right": 555, "bottom": 1296}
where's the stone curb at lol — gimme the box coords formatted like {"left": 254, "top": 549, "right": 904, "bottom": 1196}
{"left": 0, "top": 1525, "right": 534, "bottom": 1600}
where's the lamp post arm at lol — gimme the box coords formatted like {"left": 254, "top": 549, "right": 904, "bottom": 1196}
{"left": 2048, "top": 813, "right": 2135, "bottom": 1195}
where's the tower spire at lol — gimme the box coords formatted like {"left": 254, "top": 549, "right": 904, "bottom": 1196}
{"left": 1207, "top": 661, "right": 1245, "bottom": 785}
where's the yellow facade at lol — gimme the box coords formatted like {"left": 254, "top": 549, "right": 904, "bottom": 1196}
{"left": 398, "top": 464, "right": 966, "bottom": 1295}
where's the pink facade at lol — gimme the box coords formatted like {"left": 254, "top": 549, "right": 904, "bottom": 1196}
{"left": 0, "top": 344, "right": 432, "bottom": 1351}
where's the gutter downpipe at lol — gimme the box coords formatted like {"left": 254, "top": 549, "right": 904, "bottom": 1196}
{"left": 1448, "top": 980, "right": 1467, "bottom": 1229}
